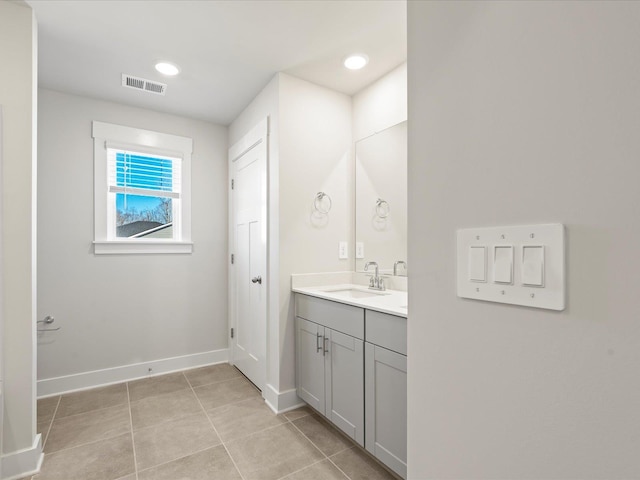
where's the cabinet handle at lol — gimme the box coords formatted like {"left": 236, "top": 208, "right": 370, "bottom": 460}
{"left": 316, "top": 333, "right": 323, "bottom": 353}
{"left": 323, "top": 336, "right": 329, "bottom": 356}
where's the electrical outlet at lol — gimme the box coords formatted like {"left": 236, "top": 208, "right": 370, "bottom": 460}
{"left": 339, "top": 241, "right": 348, "bottom": 259}
{"left": 356, "top": 242, "right": 365, "bottom": 259}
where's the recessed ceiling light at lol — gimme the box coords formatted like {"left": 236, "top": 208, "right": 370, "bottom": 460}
{"left": 155, "top": 62, "right": 180, "bottom": 76}
{"left": 343, "top": 54, "right": 369, "bottom": 70}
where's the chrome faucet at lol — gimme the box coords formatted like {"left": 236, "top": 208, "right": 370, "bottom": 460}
{"left": 364, "top": 261, "right": 385, "bottom": 291}
{"left": 393, "top": 260, "right": 407, "bottom": 276}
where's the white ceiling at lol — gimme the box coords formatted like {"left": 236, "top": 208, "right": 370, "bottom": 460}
{"left": 27, "top": 0, "right": 407, "bottom": 125}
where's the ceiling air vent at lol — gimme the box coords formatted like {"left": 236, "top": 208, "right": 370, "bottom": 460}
{"left": 121, "top": 74, "right": 167, "bottom": 96}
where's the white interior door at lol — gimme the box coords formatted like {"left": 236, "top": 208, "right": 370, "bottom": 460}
{"left": 229, "top": 119, "right": 267, "bottom": 391}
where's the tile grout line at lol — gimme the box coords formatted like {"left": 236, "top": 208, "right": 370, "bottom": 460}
{"left": 329, "top": 444, "right": 355, "bottom": 457}
{"left": 126, "top": 383, "right": 140, "bottom": 480}
{"left": 134, "top": 443, "right": 226, "bottom": 477}
{"left": 275, "top": 457, "right": 328, "bottom": 480}
{"left": 326, "top": 447, "right": 356, "bottom": 480}
{"left": 283, "top": 416, "right": 352, "bottom": 480}
{"left": 218, "top": 416, "right": 293, "bottom": 443}
{"left": 183, "top": 371, "right": 244, "bottom": 391}
{"left": 287, "top": 418, "right": 329, "bottom": 460}
{"left": 329, "top": 444, "right": 401, "bottom": 480}
{"left": 288, "top": 416, "right": 354, "bottom": 480}
{"left": 37, "top": 431, "right": 134, "bottom": 458}
{"left": 38, "top": 405, "right": 133, "bottom": 457}
{"left": 184, "top": 372, "right": 248, "bottom": 480}
{"left": 41, "top": 395, "right": 62, "bottom": 451}
{"left": 188, "top": 372, "right": 249, "bottom": 392}
{"left": 187, "top": 375, "right": 290, "bottom": 442}
{"left": 45, "top": 400, "right": 129, "bottom": 422}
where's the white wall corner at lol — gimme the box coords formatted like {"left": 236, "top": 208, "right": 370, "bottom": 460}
{"left": 37, "top": 349, "right": 228, "bottom": 398}
{"left": 263, "top": 383, "right": 304, "bottom": 414}
{"left": 1, "top": 433, "right": 43, "bottom": 480}
{"left": 352, "top": 62, "right": 407, "bottom": 142}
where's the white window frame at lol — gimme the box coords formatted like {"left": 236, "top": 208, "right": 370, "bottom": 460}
{"left": 92, "top": 121, "right": 193, "bottom": 254}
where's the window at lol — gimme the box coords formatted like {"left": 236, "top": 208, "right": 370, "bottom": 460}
{"left": 92, "top": 121, "right": 192, "bottom": 254}
{"left": 109, "top": 149, "right": 179, "bottom": 238}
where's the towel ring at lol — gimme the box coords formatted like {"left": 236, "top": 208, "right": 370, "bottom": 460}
{"left": 314, "top": 192, "right": 332, "bottom": 214}
{"left": 376, "top": 198, "right": 390, "bottom": 218}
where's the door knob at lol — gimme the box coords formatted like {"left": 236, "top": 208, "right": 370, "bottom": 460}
{"left": 251, "top": 276, "right": 262, "bottom": 284}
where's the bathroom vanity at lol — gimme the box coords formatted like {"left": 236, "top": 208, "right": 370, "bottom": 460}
{"left": 291, "top": 111, "right": 409, "bottom": 478}
{"left": 293, "top": 284, "right": 407, "bottom": 479}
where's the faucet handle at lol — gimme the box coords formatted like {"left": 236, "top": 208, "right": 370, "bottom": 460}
{"left": 393, "top": 260, "right": 407, "bottom": 276}
{"left": 379, "top": 277, "right": 385, "bottom": 290}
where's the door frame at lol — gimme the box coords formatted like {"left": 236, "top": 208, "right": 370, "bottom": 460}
{"left": 228, "top": 117, "right": 268, "bottom": 392}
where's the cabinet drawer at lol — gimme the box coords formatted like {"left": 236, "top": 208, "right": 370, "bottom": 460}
{"left": 296, "top": 294, "right": 364, "bottom": 339}
{"left": 365, "top": 310, "right": 407, "bottom": 355}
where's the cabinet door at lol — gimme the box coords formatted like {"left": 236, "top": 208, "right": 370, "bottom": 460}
{"left": 296, "top": 317, "right": 325, "bottom": 413}
{"left": 325, "top": 328, "right": 364, "bottom": 446}
{"left": 365, "top": 343, "right": 407, "bottom": 479}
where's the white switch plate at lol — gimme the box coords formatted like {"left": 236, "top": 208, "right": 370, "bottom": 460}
{"left": 457, "top": 224, "right": 565, "bottom": 310}
{"left": 355, "top": 242, "right": 365, "bottom": 259}
{"left": 339, "top": 241, "right": 348, "bottom": 259}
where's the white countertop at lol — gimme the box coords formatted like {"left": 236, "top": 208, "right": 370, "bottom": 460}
{"left": 292, "top": 283, "right": 408, "bottom": 318}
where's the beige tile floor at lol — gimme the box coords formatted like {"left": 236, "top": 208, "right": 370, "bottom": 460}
{"left": 27, "top": 364, "right": 398, "bottom": 480}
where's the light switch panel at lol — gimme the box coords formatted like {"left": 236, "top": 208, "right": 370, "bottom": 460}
{"left": 468, "top": 246, "right": 486, "bottom": 282}
{"left": 457, "top": 224, "right": 565, "bottom": 310}
{"left": 355, "top": 242, "right": 365, "bottom": 259}
{"left": 522, "top": 245, "right": 544, "bottom": 286}
{"left": 339, "top": 241, "right": 348, "bottom": 259}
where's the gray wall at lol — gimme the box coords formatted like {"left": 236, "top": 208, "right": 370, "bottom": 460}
{"left": 408, "top": 1, "right": 640, "bottom": 478}
{"left": 37, "top": 89, "right": 228, "bottom": 382}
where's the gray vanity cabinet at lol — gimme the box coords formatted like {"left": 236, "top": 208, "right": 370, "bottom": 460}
{"left": 295, "top": 295, "right": 365, "bottom": 446}
{"left": 365, "top": 310, "right": 407, "bottom": 479}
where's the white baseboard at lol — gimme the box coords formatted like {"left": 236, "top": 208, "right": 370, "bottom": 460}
{"left": 1, "top": 434, "right": 43, "bottom": 480}
{"left": 37, "top": 349, "right": 229, "bottom": 398}
{"left": 263, "top": 383, "right": 304, "bottom": 414}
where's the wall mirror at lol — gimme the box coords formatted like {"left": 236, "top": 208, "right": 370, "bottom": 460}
{"left": 355, "top": 121, "right": 407, "bottom": 275}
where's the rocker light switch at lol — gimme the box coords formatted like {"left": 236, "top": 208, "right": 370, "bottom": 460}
{"left": 468, "top": 246, "right": 486, "bottom": 282}
{"left": 522, "top": 245, "right": 544, "bottom": 286}
{"left": 493, "top": 246, "right": 513, "bottom": 284}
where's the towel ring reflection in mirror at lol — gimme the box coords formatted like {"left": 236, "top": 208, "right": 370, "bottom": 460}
{"left": 314, "top": 192, "right": 332, "bottom": 215}
{"left": 376, "top": 198, "right": 390, "bottom": 218}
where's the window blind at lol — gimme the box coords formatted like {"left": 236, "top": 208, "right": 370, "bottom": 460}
{"left": 107, "top": 148, "right": 181, "bottom": 199}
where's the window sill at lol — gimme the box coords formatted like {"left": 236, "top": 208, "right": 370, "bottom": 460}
{"left": 93, "top": 240, "right": 193, "bottom": 255}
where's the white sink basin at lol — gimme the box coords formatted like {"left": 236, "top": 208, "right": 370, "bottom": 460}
{"left": 326, "top": 288, "right": 389, "bottom": 299}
